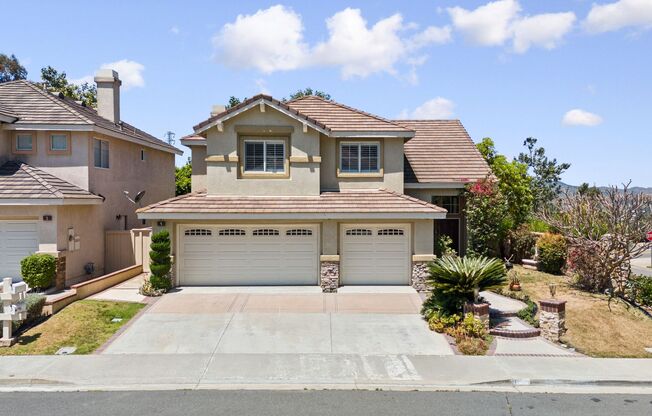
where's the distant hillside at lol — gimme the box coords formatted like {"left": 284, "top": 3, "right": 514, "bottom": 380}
{"left": 561, "top": 183, "right": 652, "bottom": 195}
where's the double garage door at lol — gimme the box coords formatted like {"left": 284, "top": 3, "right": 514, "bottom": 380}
{"left": 0, "top": 221, "right": 39, "bottom": 281}
{"left": 178, "top": 224, "right": 411, "bottom": 286}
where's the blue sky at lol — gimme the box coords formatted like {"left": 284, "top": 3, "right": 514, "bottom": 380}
{"left": 3, "top": 0, "right": 651, "bottom": 186}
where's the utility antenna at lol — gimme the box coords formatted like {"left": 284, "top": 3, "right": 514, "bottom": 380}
{"left": 164, "top": 131, "right": 176, "bottom": 146}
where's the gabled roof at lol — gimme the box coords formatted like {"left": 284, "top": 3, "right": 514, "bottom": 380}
{"left": 137, "top": 189, "right": 446, "bottom": 220}
{"left": 0, "top": 161, "right": 103, "bottom": 204}
{"left": 193, "top": 94, "right": 414, "bottom": 137}
{"left": 0, "top": 80, "right": 181, "bottom": 154}
{"left": 395, "top": 120, "right": 491, "bottom": 185}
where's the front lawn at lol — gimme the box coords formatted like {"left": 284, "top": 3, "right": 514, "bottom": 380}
{"left": 503, "top": 266, "right": 652, "bottom": 358}
{"left": 0, "top": 300, "right": 144, "bottom": 355}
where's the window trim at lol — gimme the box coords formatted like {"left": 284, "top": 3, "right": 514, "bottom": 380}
{"left": 238, "top": 135, "right": 290, "bottom": 179}
{"left": 47, "top": 132, "right": 71, "bottom": 155}
{"left": 93, "top": 138, "right": 110, "bottom": 169}
{"left": 336, "top": 139, "right": 383, "bottom": 178}
{"left": 12, "top": 132, "right": 36, "bottom": 155}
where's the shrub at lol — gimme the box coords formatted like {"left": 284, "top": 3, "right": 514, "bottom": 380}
{"left": 537, "top": 233, "right": 567, "bottom": 274}
{"left": 448, "top": 313, "right": 490, "bottom": 355}
{"left": 425, "top": 256, "right": 507, "bottom": 315}
{"left": 629, "top": 275, "right": 652, "bottom": 307}
{"left": 508, "top": 224, "right": 537, "bottom": 263}
{"left": 428, "top": 312, "right": 461, "bottom": 333}
{"left": 456, "top": 336, "right": 489, "bottom": 355}
{"left": 23, "top": 293, "right": 46, "bottom": 327}
{"left": 465, "top": 179, "right": 510, "bottom": 258}
{"left": 20, "top": 254, "right": 56, "bottom": 290}
{"left": 139, "top": 279, "right": 165, "bottom": 297}
{"left": 452, "top": 313, "right": 487, "bottom": 339}
{"left": 435, "top": 235, "right": 457, "bottom": 257}
{"left": 149, "top": 230, "right": 172, "bottom": 291}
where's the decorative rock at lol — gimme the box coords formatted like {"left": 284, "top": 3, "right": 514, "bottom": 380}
{"left": 539, "top": 299, "right": 567, "bottom": 342}
{"left": 320, "top": 262, "right": 339, "bottom": 293}
{"left": 411, "top": 262, "right": 429, "bottom": 292}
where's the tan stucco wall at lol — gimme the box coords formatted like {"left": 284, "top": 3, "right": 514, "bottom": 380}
{"left": 413, "top": 219, "right": 434, "bottom": 255}
{"left": 204, "top": 106, "right": 321, "bottom": 196}
{"left": 88, "top": 133, "right": 175, "bottom": 230}
{"left": 190, "top": 146, "right": 207, "bottom": 192}
{"left": 319, "top": 134, "right": 404, "bottom": 192}
{"left": 0, "top": 128, "right": 10, "bottom": 165}
{"left": 56, "top": 204, "right": 105, "bottom": 282}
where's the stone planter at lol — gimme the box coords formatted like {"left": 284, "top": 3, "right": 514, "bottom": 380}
{"left": 539, "top": 299, "right": 566, "bottom": 342}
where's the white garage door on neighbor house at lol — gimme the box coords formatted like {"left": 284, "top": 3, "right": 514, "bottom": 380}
{"left": 0, "top": 220, "right": 39, "bottom": 281}
{"left": 179, "top": 225, "right": 319, "bottom": 286}
{"left": 341, "top": 224, "right": 410, "bottom": 285}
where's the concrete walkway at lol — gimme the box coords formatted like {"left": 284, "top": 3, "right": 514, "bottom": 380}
{"left": 481, "top": 291, "right": 526, "bottom": 315}
{"left": 89, "top": 274, "right": 147, "bottom": 303}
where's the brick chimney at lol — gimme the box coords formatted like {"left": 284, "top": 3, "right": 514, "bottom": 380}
{"left": 94, "top": 69, "right": 121, "bottom": 124}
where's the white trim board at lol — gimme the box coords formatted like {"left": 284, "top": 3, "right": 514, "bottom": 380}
{"left": 139, "top": 211, "right": 445, "bottom": 220}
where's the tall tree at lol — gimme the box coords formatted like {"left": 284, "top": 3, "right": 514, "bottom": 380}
{"left": 40, "top": 66, "right": 97, "bottom": 107}
{"left": 287, "top": 87, "right": 331, "bottom": 101}
{"left": 175, "top": 160, "right": 192, "bottom": 196}
{"left": 0, "top": 53, "right": 27, "bottom": 83}
{"left": 517, "top": 137, "right": 570, "bottom": 211}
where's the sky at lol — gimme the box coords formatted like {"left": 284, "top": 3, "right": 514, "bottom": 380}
{"left": 2, "top": 0, "right": 651, "bottom": 186}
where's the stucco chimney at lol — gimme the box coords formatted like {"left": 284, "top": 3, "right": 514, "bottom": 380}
{"left": 211, "top": 104, "right": 226, "bottom": 117}
{"left": 94, "top": 69, "right": 121, "bottom": 124}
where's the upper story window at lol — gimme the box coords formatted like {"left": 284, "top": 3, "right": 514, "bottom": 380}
{"left": 340, "top": 142, "right": 379, "bottom": 173}
{"left": 432, "top": 196, "right": 460, "bottom": 214}
{"left": 48, "top": 133, "right": 70, "bottom": 154}
{"left": 244, "top": 139, "right": 285, "bottom": 173}
{"left": 15, "top": 133, "right": 34, "bottom": 152}
{"left": 94, "top": 139, "right": 110, "bottom": 168}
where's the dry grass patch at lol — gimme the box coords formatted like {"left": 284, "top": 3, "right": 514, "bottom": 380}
{"left": 0, "top": 300, "right": 144, "bottom": 356}
{"left": 505, "top": 266, "right": 652, "bottom": 358}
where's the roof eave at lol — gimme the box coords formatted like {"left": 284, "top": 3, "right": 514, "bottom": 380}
{"left": 404, "top": 182, "right": 472, "bottom": 189}
{"left": 137, "top": 211, "right": 446, "bottom": 220}
{"left": 330, "top": 130, "right": 414, "bottom": 138}
{"left": 180, "top": 138, "right": 207, "bottom": 147}
{"left": 0, "top": 197, "right": 103, "bottom": 206}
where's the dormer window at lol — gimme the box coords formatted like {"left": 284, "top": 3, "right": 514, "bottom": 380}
{"left": 243, "top": 139, "right": 286, "bottom": 173}
{"left": 340, "top": 142, "right": 379, "bottom": 173}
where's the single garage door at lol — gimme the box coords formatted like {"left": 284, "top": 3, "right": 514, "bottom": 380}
{"left": 341, "top": 224, "right": 410, "bottom": 285}
{"left": 179, "top": 225, "right": 319, "bottom": 286}
{"left": 0, "top": 221, "right": 39, "bottom": 281}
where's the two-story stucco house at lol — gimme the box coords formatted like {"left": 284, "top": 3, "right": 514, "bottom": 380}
{"left": 0, "top": 70, "right": 181, "bottom": 286}
{"left": 137, "top": 95, "right": 489, "bottom": 291}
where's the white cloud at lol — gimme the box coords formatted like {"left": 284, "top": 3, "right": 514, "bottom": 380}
{"left": 448, "top": 0, "right": 575, "bottom": 53}
{"left": 170, "top": 26, "right": 180, "bottom": 35}
{"left": 211, "top": 5, "right": 450, "bottom": 80}
{"left": 584, "top": 0, "right": 652, "bottom": 34}
{"left": 254, "top": 78, "right": 270, "bottom": 95}
{"left": 100, "top": 60, "right": 145, "bottom": 90}
{"left": 398, "top": 97, "right": 455, "bottom": 119}
{"left": 212, "top": 5, "right": 308, "bottom": 73}
{"left": 448, "top": 0, "right": 520, "bottom": 46}
{"left": 69, "top": 75, "right": 94, "bottom": 86}
{"left": 562, "top": 109, "right": 603, "bottom": 126}
{"left": 511, "top": 12, "right": 576, "bottom": 53}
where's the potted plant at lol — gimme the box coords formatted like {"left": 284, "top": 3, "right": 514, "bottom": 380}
{"left": 509, "top": 272, "right": 521, "bottom": 291}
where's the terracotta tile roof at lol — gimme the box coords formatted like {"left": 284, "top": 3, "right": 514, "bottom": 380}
{"left": 138, "top": 189, "right": 445, "bottom": 217}
{"left": 0, "top": 161, "right": 103, "bottom": 201}
{"left": 395, "top": 120, "right": 491, "bottom": 184}
{"left": 193, "top": 94, "right": 413, "bottom": 135}
{"left": 0, "top": 80, "right": 181, "bottom": 154}
{"left": 180, "top": 134, "right": 206, "bottom": 145}
{"left": 286, "top": 96, "right": 413, "bottom": 133}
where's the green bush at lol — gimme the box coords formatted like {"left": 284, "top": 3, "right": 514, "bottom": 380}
{"left": 629, "top": 275, "right": 652, "bottom": 307}
{"left": 508, "top": 224, "right": 537, "bottom": 263}
{"left": 435, "top": 235, "right": 457, "bottom": 257}
{"left": 24, "top": 293, "right": 46, "bottom": 327}
{"left": 149, "top": 230, "right": 172, "bottom": 291}
{"left": 427, "top": 312, "right": 461, "bottom": 333}
{"left": 20, "top": 254, "right": 56, "bottom": 290}
{"left": 448, "top": 313, "right": 490, "bottom": 355}
{"left": 425, "top": 256, "right": 507, "bottom": 315}
{"left": 456, "top": 336, "right": 489, "bottom": 355}
{"left": 537, "top": 233, "right": 567, "bottom": 274}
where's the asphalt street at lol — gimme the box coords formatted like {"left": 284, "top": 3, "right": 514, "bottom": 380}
{"left": 0, "top": 390, "right": 650, "bottom": 416}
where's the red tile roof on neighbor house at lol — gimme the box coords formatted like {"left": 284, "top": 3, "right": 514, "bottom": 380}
{"left": 193, "top": 94, "right": 414, "bottom": 136}
{"left": 137, "top": 189, "right": 446, "bottom": 218}
{"left": 0, "top": 161, "right": 103, "bottom": 203}
{"left": 395, "top": 120, "right": 491, "bottom": 184}
{"left": 0, "top": 80, "right": 181, "bottom": 154}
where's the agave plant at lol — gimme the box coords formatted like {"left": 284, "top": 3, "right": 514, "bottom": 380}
{"left": 425, "top": 256, "right": 507, "bottom": 315}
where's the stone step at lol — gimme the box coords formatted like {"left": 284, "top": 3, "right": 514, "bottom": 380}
{"left": 521, "top": 259, "right": 539, "bottom": 270}
{"left": 490, "top": 316, "right": 541, "bottom": 339}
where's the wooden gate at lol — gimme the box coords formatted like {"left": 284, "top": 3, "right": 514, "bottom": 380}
{"left": 104, "top": 228, "right": 151, "bottom": 273}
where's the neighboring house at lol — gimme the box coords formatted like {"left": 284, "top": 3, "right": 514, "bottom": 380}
{"left": 138, "top": 95, "right": 489, "bottom": 291}
{"left": 0, "top": 70, "right": 181, "bottom": 286}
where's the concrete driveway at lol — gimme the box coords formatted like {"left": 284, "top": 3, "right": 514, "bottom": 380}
{"left": 101, "top": 287, "right": 453, "bottom": 356}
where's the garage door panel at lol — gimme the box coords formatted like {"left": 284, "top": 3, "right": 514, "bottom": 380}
{"left": 0, "top": 221, "right": 39, "bottom": 281}
{"left": 180, "top": 225, "right": 318, "bottom": 286}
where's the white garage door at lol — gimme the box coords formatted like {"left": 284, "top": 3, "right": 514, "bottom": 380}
{"left": 179, "top": 225, "right": 319, "bottom": 286}
{"left": 341, "top": 224, "right": 410, "bottom": 285}
{"left": 0, "top": 221, "right": 39, "bottom": 281}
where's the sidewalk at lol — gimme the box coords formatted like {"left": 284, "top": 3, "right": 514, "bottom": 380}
{"left": 1, "top": 354, "right": 651, "bottom": 394}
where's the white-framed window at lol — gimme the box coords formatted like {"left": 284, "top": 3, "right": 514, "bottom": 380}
{"left": 15, "top": 133, "right": 33, "bottom": 151}
{"left": 50, "top": 134, "right": 68, "bottom": 151}
{"left": 252, "top": 228, "right": 280, "bottom": 236}
{"left": 378, "top": 229, "right": 404, "bottom": 236}
{"left": 244, "top": 139, "right": 285, "bottom": 173}
{"left": 345, "top": 229, "right": 372, "bottom": 236}
{"left": 94, "top": 139, "right": 110, "bottom": 168}
{"left": 185, "top": 229, "right": 212, "bottom": 236}
{"left": 286, "top": 229, "right": 313, "bottom": 236}
{"left": 218, "top": 229, "right": 246, "bottom": 236}
{"left": 140, "top": 149, "right": 146, "bottom": 161}
{"left": 340, "top": 142, "right": 379, "bottom": 173}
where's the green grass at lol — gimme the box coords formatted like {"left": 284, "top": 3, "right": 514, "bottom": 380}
{"left": 0, "top": 300, "right": 144, "bottom": 355}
